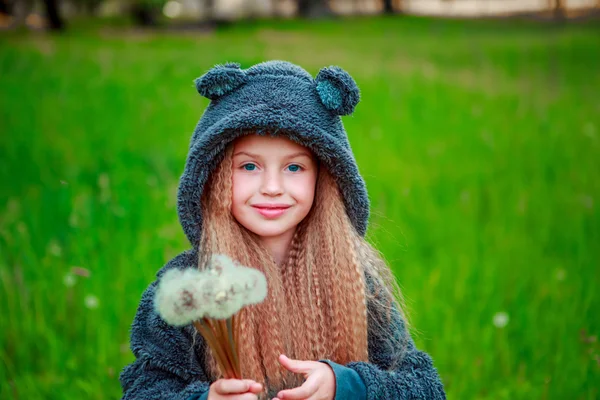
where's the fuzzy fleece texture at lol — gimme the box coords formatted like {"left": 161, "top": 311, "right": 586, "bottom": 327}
{"left": 120, "top": 60, "right": 445, "bottom": 399}
{"left": 120, "top": 250, "right": 446, "bottom": 399}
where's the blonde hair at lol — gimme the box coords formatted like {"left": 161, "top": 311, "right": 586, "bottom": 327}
{"left": 198, "top": 135, "right": 407, "bottom": 399}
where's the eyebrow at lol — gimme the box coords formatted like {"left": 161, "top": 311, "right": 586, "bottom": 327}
{"left": 233, "top": 151, "right": 312, "bottom": 160}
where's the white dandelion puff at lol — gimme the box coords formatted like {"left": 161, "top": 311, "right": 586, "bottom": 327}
{"left": 203, "top": 278, "right": 245, "bottom": 320}
{"left": 208, "top": 254, "right": 239, "bottom": 276}
{"left": 238, "top": 267, "right": 268, "bottom": 305}
{"left": 154, "top": 268, "right": 207, "bottom": 326}
{"left": 493, "top": 312, "right": 509, "bottom": 328}
{"left": 48, "top": 240, "right": 62, "bottom": 257}
{"left": 154, "top": 254, "right": 269, "bottom": 324}
{"left": 208, "top": 255, "right": 268, "bottom": 307}
{"left": 85, "top": 295, "right": 99, "bottom": 309}
{"left": 63, "top": 273, "right": 76, "bottom": 287}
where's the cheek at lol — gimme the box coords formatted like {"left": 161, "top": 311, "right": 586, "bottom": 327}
{"left": 231, "top": 174, "right": 248, "bottom": 207}
{"left": 293, "top": 174, "right": 317, "bottom": 204}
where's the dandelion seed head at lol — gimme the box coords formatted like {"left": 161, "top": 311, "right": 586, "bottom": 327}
{"left": 208, "top": 254, "right": 238, "bottom": 276}
{"left": 85, "top": 295, "right": 99, "bottom": 309}
{"left": 48, "top": 240, "right": 62, "bottom": 257}
{"left": 239, "top": 267, "right": 268, "bottom": 305}
{"left": 154, "top": 268, "right": 206, "bottom": 326}
{"left": 215, "top": 290, "right": 227, "bottom": 303}
{"left": 154, "top": 255, "right": 269, "bottom": 325}
{"left": 493, "top": 312, "right": 509, "bottom": 328}
{"left": 63, "top": 273, "right": 76, "bottom": 287}
{"left": 202, "top": 273, "right": 244, "bottom": 319}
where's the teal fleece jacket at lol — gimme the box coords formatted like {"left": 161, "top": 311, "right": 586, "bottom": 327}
{"left": 120, "top": 249, "right": 446, "bottom": 400}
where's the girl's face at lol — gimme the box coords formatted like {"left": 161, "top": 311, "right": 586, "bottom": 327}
{"left": 231, "top": 134, "right": 318, "bottom": 241}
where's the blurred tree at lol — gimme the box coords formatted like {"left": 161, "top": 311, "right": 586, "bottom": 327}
{"left": 297, "top": 0, "right": 331, "bottom": 18}
{"left": 550, "top": 0, "right": 565, "bottom": 20}
{"left": 0, "top": 0, "right": 10, "bottom": 14}
{"left": 78, "top": 0, "right": 104, "bottom": 14}
{"left": 382, "top": 0, "right": 402, "bottom": 15}
{"left": 129, "top": 0, "right": 164, "bottom": 25}
{"left": 383, "top": 0, "right": 392, "bottom": 13}
{"left": 43, "top": 0, "right": 65, "bottom": 30}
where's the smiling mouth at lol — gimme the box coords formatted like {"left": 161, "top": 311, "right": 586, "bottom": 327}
{"left": 252, "top": 206, "right": 290, "bottom": 218}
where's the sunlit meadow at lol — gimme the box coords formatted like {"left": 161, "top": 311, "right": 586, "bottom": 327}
{"left": 1, "top": 16, "right": 599, "bottom": 399}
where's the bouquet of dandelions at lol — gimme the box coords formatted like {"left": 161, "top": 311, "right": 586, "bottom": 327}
{"left": 154, "top": 254, "right": 268, "bottom": 379}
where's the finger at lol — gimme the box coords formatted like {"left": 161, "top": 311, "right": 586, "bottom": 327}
{"left": 278, "top": 354, "right": 313, "bottom": 374}
{"left": 277, "top": 380, "right": 318, "bottom": 400}
{"left": 215, "top": 379, "right": 260, "bottom": 394}
{"left": 237, "top": 394, "right": 258, "bottom": 400}
{"left": 247, "top": 381, "right": 263, "bottom": 394}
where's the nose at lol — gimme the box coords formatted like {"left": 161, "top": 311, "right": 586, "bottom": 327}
{"left": 260, "top": 169, "right": 284, "bottom": 196}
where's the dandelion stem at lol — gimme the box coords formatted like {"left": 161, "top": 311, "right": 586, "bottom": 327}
{"left": 226, "top": 317, "right": 240, "bottom": 378}
{"left": 217, "top": 318, "right": 238, "bottom": 379}
{"left": 205, "top": 317, "right": 236, "bottom": 378}
{"left": 194, "top": 320, "right": 234, "bottom": 379}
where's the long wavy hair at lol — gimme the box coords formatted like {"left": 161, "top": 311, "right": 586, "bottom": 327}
{"left": 197, "top": 134, "right": 407, "bottom": 399}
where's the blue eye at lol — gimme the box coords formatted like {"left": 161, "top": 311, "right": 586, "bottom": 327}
{"left": 288, "top": 164, "right": 302, "bottom": 172}
{"left": 243, "top": 163, "right": 256, "bottom": 171}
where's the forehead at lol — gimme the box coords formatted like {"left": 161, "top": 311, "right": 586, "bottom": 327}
{"left": 233, "top": 134, "right": 313, "bottom": 158}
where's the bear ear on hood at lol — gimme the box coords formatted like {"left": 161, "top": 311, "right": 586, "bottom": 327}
{"left": 315, "top": 66, "right": 360, "bottom": 116}
{"left": 195, "top": 62, "right": 248, "bottom": 100}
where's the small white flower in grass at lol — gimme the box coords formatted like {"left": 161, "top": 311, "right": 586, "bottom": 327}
{"left": 493, "top": 312, "right": 509, "bottom": 328}
{"left": 48, "top": 240, "right": 62, "bottom": 257}
{"left": 63, "top": 273, "right": 76, "bottom": 287}
{"left": 85, "top": 295, "right": 99, "bottom": 309}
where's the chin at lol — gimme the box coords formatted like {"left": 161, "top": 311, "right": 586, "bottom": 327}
{"left": 249, "top": 225, "right": 292, "bottom": 238}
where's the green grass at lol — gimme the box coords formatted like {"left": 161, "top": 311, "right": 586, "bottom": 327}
{"left": 1, "top": 15, "right": 599, "bottom": 399}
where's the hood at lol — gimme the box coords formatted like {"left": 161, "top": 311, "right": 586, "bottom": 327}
{"left": 177, "top": 60, "right": 370, "bottom": 247}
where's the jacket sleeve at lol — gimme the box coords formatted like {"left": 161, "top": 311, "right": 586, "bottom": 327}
{"left": 321, "top": 276, "right": 446, "bottom": 400}
{"left": 120, "top": 250, "right": 212, "bottom": 400}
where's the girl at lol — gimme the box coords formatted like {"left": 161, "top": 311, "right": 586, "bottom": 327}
{"left": 120, "top": 60, "right": 445, "bottom": 400}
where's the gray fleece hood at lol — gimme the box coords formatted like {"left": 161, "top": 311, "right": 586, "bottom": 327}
{"left": 176, "top": 60, "right": 370, "bottom": 247}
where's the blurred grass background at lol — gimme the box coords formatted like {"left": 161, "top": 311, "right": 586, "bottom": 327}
{"left": 1, "top": 15, "right": 599, "bottom": 399}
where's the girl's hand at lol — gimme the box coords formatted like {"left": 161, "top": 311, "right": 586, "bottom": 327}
{"left": 273, "top": 354, "right": 336, "bottom": 400}
{"left": 207, "top": 378, "right": 263, "bottom": 400}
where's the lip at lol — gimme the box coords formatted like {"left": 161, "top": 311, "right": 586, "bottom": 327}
{"left": 252, "top": 204, "right": 292, "bottom": 209}
{"left": 252, "top": 204, "right": 291, "bottom": 219}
